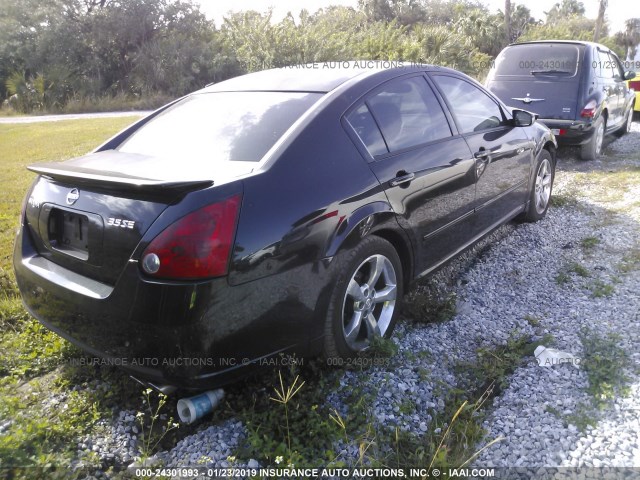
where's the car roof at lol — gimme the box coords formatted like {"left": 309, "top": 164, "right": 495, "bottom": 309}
{"left": 199, "top": 61, "right": 454, "bottom": 94}
{"left": 507, "top": 40, "right": 610, "bottom": 51}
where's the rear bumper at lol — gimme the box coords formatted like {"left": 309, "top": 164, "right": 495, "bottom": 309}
{"left": 13, "top": 226, "right": 330, "bottom": 389}
{"left": 538, "top": 118, "right": 595, "bottom": 146}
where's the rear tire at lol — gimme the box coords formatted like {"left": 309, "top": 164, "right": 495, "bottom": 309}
{"left": 323, "top": 235, "right": 403, "bottom": 361}
{"left": 580, "top": 116, "right": 605, "bottom": 161}
{"left": 615, "top": 105, "right": 634, "bottom": 137}
{"left": 521, "top": 149, "right": 554, "bottom": 223}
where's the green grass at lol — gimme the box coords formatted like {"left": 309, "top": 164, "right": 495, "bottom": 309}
{"left": 580, "top": 329, "right": 631, "bottom": 410}
{"left": 555, "top": 271, "right": 570, "bottom": 285}
{"left": 555, "top": 261, "right": 591, "bottom": 285}
{"left": 546, "top": 402, "right": 598, "bottom": 433}
{"left": 567, "top": 262, "right": 590, "bottom": 278}
{"left": 228, "top": 363, "right": 344, "bottom": 468}
{"left": 524, "top": 314, "right": 541, "bottom": 327}
{"left": 589, "top": 280, "right": 615, "bottom": 298}
{"left": 0, "top": 376, "right": 102, "bottom": 475}
{"left": 550, "top": 193, "right": 579, "bottom": 208}
{"left": 544, "top": 329, "right": 631, "bottom": 431}
{"left": 389, "top": 334, "right": 553, "bottom": 471}
{"left": 403, "top": 291, "right": 457, "bottom": 324}
{"left": 580, "top": 236, "right": 600, "bottom": 251}
{"left": 568, "top": 168, "right": 640, "bottom": 203}
{"left": 468, "top": 333, "right": 554, "bottom": 392}
{"left": 536, "top": 329, "right": 632, "bottom": 432}
{"left": 0, "top": 117, "right": 143, "bottom": 478}
{"left": 0, "top": 318, "right": 74, "bottom": 379}
{"left": 0, "top": 118, "right": 139, "bottom": 288}
{"left": 618, "top": 247, "right": 640, "bottom": 273}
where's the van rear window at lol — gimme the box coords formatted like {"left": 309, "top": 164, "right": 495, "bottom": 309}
{"left": 493, "top": 44, "right": 581, "bottom": 77}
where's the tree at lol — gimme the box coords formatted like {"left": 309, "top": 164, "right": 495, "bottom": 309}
{"left": 544, "top": 0, "right": 585, "bottom": 24}
{"left": 427, "top": 0, "right": 483, "bottom": 26}
{"left": 504, "top": 0, "right": 511, "bottom": 47}
{"left": 454, "top": 6, "right": 504, "bottom": 57}
{"left": 412, "top": 24, "right": 491, "bottom": 76}
{"left": 521, "top": 14, "right": 621, "bottom": 56}
{"left": 221, "top": 10, "right": 278, "bottom": 72}
{"left": 0, "top": 0, "right": 230, "bottom": 108}
{"left": 593, "top": 0, "right": 607, "bottom": 42}
{"left": 129, "top": 1, "right": 224, "bottom": 95}
{"left": 0, "top": 0, "right": 73, "bottom": 101}
{"left": 358, "top": 0, "right": 427, "bottom": 26}
{"left": 615, "top": 18, "right": 640, "bottom": 60}
{"left": 510, "top": 4, "right": 537, "bottom": 42}
{"left": 355, "top": 20, "right": 413, "bottom": 60}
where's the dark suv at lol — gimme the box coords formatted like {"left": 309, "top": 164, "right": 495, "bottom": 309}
{"left": 486, "top": 40, "right": 636, "bottom": 160}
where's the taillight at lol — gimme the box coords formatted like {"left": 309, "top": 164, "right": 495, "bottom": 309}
{"left": 141, "top": 194, "right": 241, "bottom": 280}
{"left": 629, "top": 81, "right": 640, "bottom": 91}
{"left": 580, "top": 100, "right": 597, "bottom": 118}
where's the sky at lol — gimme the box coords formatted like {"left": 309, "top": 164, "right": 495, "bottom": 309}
{"left": 195, "top": 0, "right": 639, "bottom": 35}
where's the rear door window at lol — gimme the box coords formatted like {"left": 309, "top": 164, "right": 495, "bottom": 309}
{"left": 347, "top": 76, "right": 452, "bottom": 157}
{"left": 345, "top": 104, "right": 388, "bottom": 157}
{"left": 368, "top": 77, "right": 452, "bottom": 152}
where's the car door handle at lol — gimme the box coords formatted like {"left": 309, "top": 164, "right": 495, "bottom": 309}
{"left": 389, "top": 172, "right": 415, "bottom": 187}
{"left": 474, "top": 150, "right": 490, "bottom": 160}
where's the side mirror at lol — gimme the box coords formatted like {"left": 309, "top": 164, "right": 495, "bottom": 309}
{"left": 624, "top": 71, "right": 636, "bottom": 81}
{"left": 512, "top": 109, "right": 535, "bottom": 127}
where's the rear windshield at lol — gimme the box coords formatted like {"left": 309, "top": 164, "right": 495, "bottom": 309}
{"left": 493, "top": 44, "right": 581, "bottom": 77}
{"left": 118, "top": 91, "right": 322, "bottom": 163}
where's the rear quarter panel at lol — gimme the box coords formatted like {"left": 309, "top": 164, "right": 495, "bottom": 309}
{"left": 227, "top": 95, "right": 391, "bottom": 288}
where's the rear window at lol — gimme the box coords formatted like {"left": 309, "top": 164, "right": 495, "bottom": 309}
{"left": 118, "top": 91, "right": 322, "bottom": 163}
{"left": 493, "top": 44, "right": 581, "bottom": 77}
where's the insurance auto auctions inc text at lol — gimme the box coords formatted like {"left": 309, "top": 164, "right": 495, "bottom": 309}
{"left": 135, "top": 467, "right": 496, "bottom": 478}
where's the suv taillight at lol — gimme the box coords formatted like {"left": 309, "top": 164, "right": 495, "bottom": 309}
{"left": 580, "top": 100, "right": 597, "bottom": 118}
{"left": 141, "top": 194, "right": 241, "bottom": 279}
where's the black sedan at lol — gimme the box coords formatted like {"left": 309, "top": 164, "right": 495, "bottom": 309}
{"left": 14, "top": 62, "right": 557, "bottom": 390}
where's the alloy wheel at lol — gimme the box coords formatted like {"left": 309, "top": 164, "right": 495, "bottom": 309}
{"left": 341, "top": 254, "right": 397, "bottom": 350}
{"left": 595, "top": 120, "right": 605, "bottom": 155}
{"left": 534, "top": 158, "right": 552, "bottom": 214}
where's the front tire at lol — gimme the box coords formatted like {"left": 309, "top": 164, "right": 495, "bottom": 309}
{"left": 521, "top": 149, "right": 554, "bottom": 223}
{"left": 323, "top": 235, "right": 403, "bottom": 360}
{"left": 581, "top": 116, "right": 605, "bottom": 160}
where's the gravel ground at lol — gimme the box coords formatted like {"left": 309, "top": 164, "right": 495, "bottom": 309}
{"left": 75, "top": 123, "right": 640, "bottom": 477}
{"left": 472, "top": 207, "right": 640, "bottom": 468}
{"left": 473, "top": 122, "right": 640, "bottom": 470}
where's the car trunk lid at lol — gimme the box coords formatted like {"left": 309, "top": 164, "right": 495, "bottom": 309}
{"left": 23, "top": 150, "right": 241, "bottom": 286}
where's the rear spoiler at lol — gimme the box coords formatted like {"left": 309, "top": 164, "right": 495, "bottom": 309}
{"left": 27, "top": 163, "right": 213, "bottom": 194}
